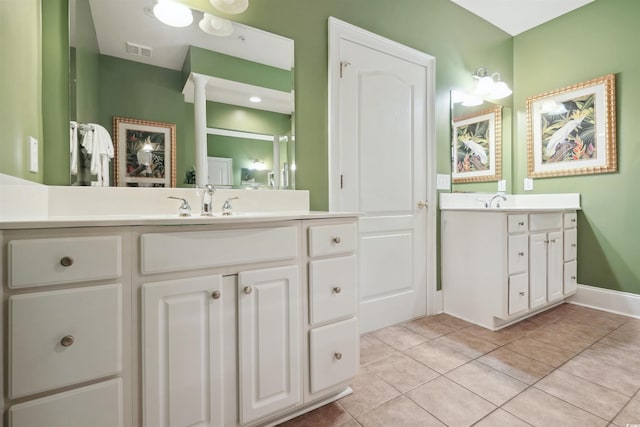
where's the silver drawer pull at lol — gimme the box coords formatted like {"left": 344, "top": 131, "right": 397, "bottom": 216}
{"left": 332, "top": 237, "right": 342, "bottom": 244}
{"left": 60, "top": 335, "right": 75, "bottom": 347}
{"left": 333, "top": 287, "right": 342, "bottom": 294}
{"left": 243, "top": 286, "right": 253, "bottom": 295}
{"left": 518, "top": 252, "right": 525, "bottom": 256}
{"left": 211, "top": 290, "right": 221, "bottom": 300}
{"left": 571, "top": 244, "right": 577, "bottom": 248}
{"left": 571, "top": 276, "right": 577, "bottom": 280}
{"left": 60, "top": 256, "right": 74, "bottom": 267}
{"left": 571, "top": 219, "right": 577, "bottom": 223}
{"left": 519, "top": 291, "right": 525, "bottom": 296}
{"left": 334, "top": 352, "right": 342, "bottom": 360}
{"left": 518, "top": 221, "right": 525, "bottom": 226}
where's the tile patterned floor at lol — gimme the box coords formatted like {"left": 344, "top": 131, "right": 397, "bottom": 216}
{"left": 279, "top": 303, "right": 640, "bottom": 427}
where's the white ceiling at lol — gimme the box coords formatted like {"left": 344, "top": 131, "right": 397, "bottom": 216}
{"left": 450, "top": 0, "right": 594, "bottom": 35}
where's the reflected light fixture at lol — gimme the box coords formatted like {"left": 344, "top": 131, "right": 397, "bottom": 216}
{"left": 540, "top": 100, "right": 568, "bottom": 115}
{"left": 250, "top": 160, "right": 266, "bottom": 171}
{"left": 199, "top": 13, "right": 234, "bottom": 36}
{"left": 210, "top": 0, "right": 249, "bottom": 15}
{"left": 451, "top": 89, "right": 483, "bottom": 107}
{"left": 153, "top": 0, "right": 193, "bottom": 27}
{"left": 472, "top": 67, "right": 512, "bottom": 100}
{"left": 249, "top": 96, "right": 262, "bottom": 103}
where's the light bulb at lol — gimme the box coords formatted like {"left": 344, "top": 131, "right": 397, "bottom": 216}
{"left": 153, "top": 0, "right": 193, "bottom": 28}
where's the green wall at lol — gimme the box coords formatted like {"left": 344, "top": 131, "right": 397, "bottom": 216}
{"left": 0, "top": 0, "right": 43, "bottom": 181}
{"left": 513, "top": 0, "right": 640, "bottom": 293}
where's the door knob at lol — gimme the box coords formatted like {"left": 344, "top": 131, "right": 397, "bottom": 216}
{"left": 418, "top": 200, "right": 428, "bottom": 209}
{"left": 211, "top": 290, "right": 221, "bottom": 300}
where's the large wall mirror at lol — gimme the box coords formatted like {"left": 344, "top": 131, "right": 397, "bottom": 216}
{"left": 450, "top": 90, "right": 512, "bottom": 192}
{"left": 69, "top": 0, "right": 294, "bottom": 189}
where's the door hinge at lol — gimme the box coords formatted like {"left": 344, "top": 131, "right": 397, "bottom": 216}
{"left": 340, "top": 174, "right": 344, "bottom": 189}
{"left": 340, "top": 61, "right": 351, "bottom": 78}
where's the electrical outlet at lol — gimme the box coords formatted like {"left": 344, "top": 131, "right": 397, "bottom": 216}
{"left": 436, "top": 174, "right": 451, "bottom": 190}
{"left": 524, "top": 177, "right": 534, "bottom": 191}
{"left": 29, "top": 136, "right": 38, "bottom": 173}
{"left": 497, "top": 179, "right": 506, "bottom": 192}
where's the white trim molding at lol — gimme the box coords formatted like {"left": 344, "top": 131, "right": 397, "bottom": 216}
{"left": 569, "top": 284, "right": 640, "bottom": 319}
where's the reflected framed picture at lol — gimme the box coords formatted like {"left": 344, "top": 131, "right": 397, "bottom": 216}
{"left": 527, "top": 74, "right": 617, "bottom": 178}
{"left": 451, "top": 105, "right": 502, "bottom": 183}
{"left": 113, "top": 117, "right": 176, "bottom": 187}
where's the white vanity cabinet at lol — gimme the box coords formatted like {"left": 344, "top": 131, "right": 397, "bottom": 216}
{"left": 442, "top": 210, "right": 578, "bottom": 330}
{"left": 2, "top": 228, "right": 131, "bottom": 427}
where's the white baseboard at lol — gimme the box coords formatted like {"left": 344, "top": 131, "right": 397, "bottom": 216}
{"left": 568, "top": 284, "right": 640, "bottom": 319}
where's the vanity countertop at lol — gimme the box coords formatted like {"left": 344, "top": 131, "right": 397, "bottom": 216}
{"left": 439, "top": 192, "right": 581, "bottom": 212}
{"left": 0, "top": 211, "right": 360, "bottom": 230}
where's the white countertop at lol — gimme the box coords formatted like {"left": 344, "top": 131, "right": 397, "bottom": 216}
{"left": 0, "top": 211, "right": 360, "bottom": 230}
{"left": 439, "top": 192, "right": 581, "bottom": 211}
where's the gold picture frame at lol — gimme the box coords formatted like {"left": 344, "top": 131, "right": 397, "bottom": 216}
{"left": 526, "top": 74, "right": 617, "bottom": 178}
{"left": 113, "top": 117, "right": 176, "bottom": 187}
{"left": 451, "top": 105, "right": 502, "bottom": 183}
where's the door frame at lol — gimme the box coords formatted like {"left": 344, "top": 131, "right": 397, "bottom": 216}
{"left": 327, "top": 17, "right": 440, "bottom": 316}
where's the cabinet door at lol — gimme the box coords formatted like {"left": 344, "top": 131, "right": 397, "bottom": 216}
{"left": 508, "top": 273, "right": 529, "bottom": 315}
{"left": 547, "top": 231, "right": 564, "bottom": 302}
{"left": 238, "top": 265, "right": 301, "bottom": 425}
{"left": 529, "top": 233, "right": 548, "bottom": 309}
{"left": 142, "top": 275, "right": 224, "bottom": 427}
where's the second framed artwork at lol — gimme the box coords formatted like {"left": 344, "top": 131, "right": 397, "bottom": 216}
{"left": 113, "top": 117, "right": 176, "bottom": 187}
{"left": 527, "top": 74, "right": 617, "bottom": 178}
{"left": 452, "top": 105, "right": 502, "bottom": 183}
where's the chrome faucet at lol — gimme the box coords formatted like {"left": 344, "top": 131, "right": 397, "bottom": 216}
{"left": 488, "top": 194, "right": 507, "bottom": 208}
{"left": 201, "top": 184, "right": 215, "bottom": 216}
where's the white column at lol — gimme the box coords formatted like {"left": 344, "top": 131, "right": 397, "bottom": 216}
{"left": 193, "top": 74, "right": 209, "bottom": 187}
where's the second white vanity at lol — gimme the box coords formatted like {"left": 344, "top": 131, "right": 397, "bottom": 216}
{"left": 440, "top": 193, "right": 580, "bottom": 330}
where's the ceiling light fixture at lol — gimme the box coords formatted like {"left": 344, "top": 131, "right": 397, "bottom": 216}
{"left": 199, "top": 13, "right": 234, "bottom": 36}
{"left": 153, "top": 0, "right": 193, "bottom": 27}
{"left": 472, "top": 67, "right": 512, "bottom": 100}
{"left": 210, "top": 0, "right": 249, "bottom": 15}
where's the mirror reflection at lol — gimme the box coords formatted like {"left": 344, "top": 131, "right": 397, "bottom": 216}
{"left": 450, "top": 90, "right": 512, "bottom": 191}
{"left": 69, "top": 0, "right": 295, "bottom": 189}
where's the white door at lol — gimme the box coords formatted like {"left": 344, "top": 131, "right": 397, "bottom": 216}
{"left": 141, "top": 275, "right": 224, "bottom": 427}
{"left": 237, "top": 265, "right": 301, "bottom": 424}
{"left": 329, "top": 18, "right": 436, "bottom": 332}
{"left": 207, "top": 157, "right": 232, "bottom": 186}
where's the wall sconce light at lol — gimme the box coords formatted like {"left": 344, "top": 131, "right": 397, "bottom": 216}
{"left": 199, "top": 13, "right": 234, "bottom": 36}
{"left": 249, "top": 160, "right": 266, "bottom": 171}
{"left": 472, "top": 67, "right": 512, "bottom": 100}
{"left": 210, "top": 0, "right": 249, "bottom": 15}
{"left": 153, "top": 0, "right": 193, "bottom": 28}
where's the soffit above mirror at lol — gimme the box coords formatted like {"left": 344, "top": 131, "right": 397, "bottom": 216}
{"left": 84, "top": 0, "right": 294, "bottom": 71}
{"left": 449, "top": 0, "right": 594, "bottom": 36}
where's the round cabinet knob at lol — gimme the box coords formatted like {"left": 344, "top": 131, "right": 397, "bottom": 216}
{"left": 518, "top": 221, "right": 525, "bottom": 226}
{"left": 571, "top": 244, "right": 577, "bottom": 248}
{"left": 571, "top": 218, "right": 577, "bottom": 223}
{"left": 519, "top": 291, "right": 525, "bottom": 296}
{"left": 60, "top": 335, "right": 75, "bottom": 347}
{"left": 518, "top": 252, "right": 525, "bottom": 256}
{"left": 332, "top": 237, "right": 342, "bottom": 244}
{"left": 333, "top": 287, "right": 342, "bottom": 294}
{"left": 211, "top": 290, "right": 221, "bottom": 300}
{"left": 60, "top": 256, "right": 74, "bottom": 267}
{"left": 334, "top": 352, "right": 343, "bottom": 360}
{"left": 571, "top": 276, "right": 577, "bottom": 280}
{"left": 243, "top": 286, "right": 253, "bottom": 295}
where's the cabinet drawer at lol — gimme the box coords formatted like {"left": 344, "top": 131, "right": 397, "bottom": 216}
{"left": 507, "top": 215, "right": 528, "bottom": 233}
{"left": 9, "top": 284, "right": 122, "bottom": 398}
{"left": 508, "top": 273, "right": 528, "bottom": 315}
{"left": 309, "top": 256, "right": 357, "bottom": 325}
{"left": 508, "top": 235, "right": 528, "bottom": 275}
{"left": 564, "top": 261, "right": 577, "bottom": 295}
{"left": 8, "top": 235, "right": 122, "bottom": 289}
{"left": 564, "top": 228, "right": 577, "bottom": 261}
{"left": 309, "top": 318, "right": 358, "bottom": 394}
{"left": 529, "top": 213, "right": 563, "bottom": 231}
{"left": 8, "top": 379, "right": 123, "bottom": 427}
{"left": 564, "top": 212, "right": 578, "bottom": 228}
{"left": 141, "top": 226, "right": 297, "bottom": 274}
{"left": 308, "top": 223, "right": 357, "bottom": 257}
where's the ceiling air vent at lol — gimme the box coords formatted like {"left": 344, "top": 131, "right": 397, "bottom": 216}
{"left": 125, "top": 41, "right": 153, "bottom": 58}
